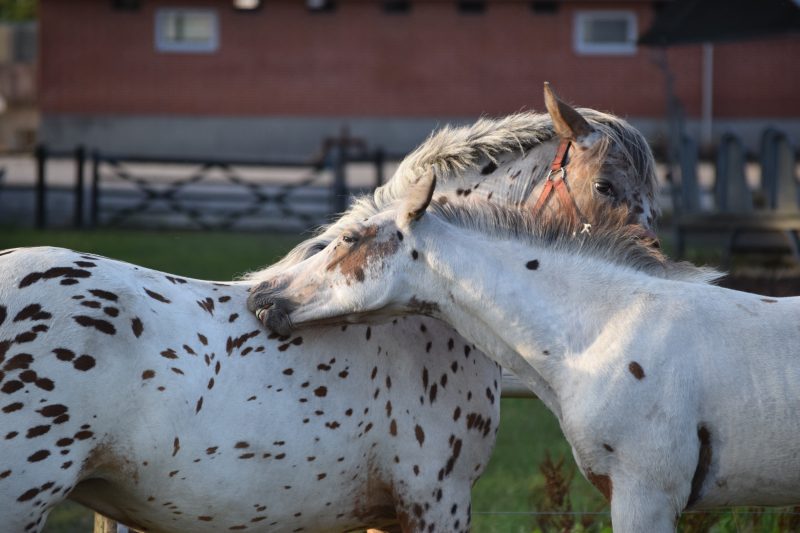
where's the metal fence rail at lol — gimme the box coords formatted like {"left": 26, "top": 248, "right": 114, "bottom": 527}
{"left": 32, "top": 141, "right": 394, "bottom": 231}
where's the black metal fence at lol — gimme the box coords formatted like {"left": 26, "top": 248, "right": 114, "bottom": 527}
{"left": 32, "top": 139, "right": 396, "bottom": 231}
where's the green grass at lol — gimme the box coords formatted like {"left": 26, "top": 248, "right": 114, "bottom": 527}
{"left": 0, "top": 228, "right": 305, "bottom": 281}
{"left": 3, "top": 228, "right": 797, "bottom": 533}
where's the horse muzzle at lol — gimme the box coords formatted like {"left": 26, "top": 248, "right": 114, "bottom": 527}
{"left": 254, "top": 300, "right": 296, "bottom": 337}
{"left": 248, "top": 281, "right": 297, "bottom": 336}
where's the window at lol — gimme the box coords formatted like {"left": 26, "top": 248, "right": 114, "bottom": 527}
{"left": 232, "top": 0, "right": 261, "bottom": 10}
{"left": 574, "top": 11, "right": 637, "bottom": 55}
{"left": 155, "top": 9, "right": 219, "bottom": 53}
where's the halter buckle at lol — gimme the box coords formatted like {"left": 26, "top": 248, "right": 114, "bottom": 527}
{"left": 546, "top": 167, "right": 566, "bottom": 182}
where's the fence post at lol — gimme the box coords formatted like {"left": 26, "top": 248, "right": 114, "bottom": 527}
{"left": 761, "top": 130, "right": 799, "bottom": 212}
{"left": 678, "top": 135, "right": 701, "bottom": 213}
{"left": 90, "top": 151, "right": 100, "bottom": 228}
{"left": 714, "top": 133, "right": 750, "bottom": 213}
{"left": 93, "top": 514, "right": 118, "bottom": 533}
{"left": 34, "top": 143, "right": 46, "bottom": 229}
{"left": 74, "top": 145, "right": 86, "bottom": 228}
{"left": 374, "top": 147, "right": 385, "bottom": 188}
{"left": 332, "top": 139, "right": 348, "bottom": 214}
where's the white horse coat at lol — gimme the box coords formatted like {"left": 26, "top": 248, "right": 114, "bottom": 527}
{"left": 254, "top": 176, "right": 800, "bottom": 532}
{"left": 0, "top": 246, "right": 497, "bottom": 533}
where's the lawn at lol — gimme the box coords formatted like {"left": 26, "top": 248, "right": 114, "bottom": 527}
{"left": 2, "top": 228, "right": 796, "bottom": 533}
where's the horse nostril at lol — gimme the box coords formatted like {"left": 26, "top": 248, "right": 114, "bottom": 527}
{"left": 255, "top": 304, "right": 273, "bottom": 323}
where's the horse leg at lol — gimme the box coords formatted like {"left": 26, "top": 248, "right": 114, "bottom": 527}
{"left": 609, "top": 477, "right": 679, "bottom": 533}
{"left": 393, "top": 482, "right": 472, "bottom": 533}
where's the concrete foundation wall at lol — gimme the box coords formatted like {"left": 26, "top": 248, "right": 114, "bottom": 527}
{"left": 40, "top": 114, "right": 800, "bottom": 160}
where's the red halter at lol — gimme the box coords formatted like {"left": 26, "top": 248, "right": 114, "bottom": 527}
{"left": 530, "top": 138, "right": 591, "bottom": 235}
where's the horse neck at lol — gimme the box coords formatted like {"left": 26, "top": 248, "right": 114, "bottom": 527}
{"left": 412, "top": 217, "right": 646, "bottom": 414}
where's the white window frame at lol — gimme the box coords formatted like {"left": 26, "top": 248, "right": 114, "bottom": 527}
{"left": 573, "top": 10, "right": 637, "bottom": 56}
{"left": 155, "top": 8, "right": 220, "bottom": 54}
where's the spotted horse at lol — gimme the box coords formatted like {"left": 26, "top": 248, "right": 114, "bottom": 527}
{"left": 0, "top": 86, "right": 659, "bottom": 533}
{"left": 254, "top": 169, "right": 800, "bottom": 531}
{"left": 0, "top": 246, "right": 496, "bottom": 533}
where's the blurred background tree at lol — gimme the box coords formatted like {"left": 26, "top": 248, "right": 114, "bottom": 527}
{"left": 0, "top": 0, "right": 35, "bottom": 21}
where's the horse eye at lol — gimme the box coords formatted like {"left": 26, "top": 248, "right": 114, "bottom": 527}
{"left": 342, "top": 234, "right": 358, "bottom": 244}
{"left": 594, "top": 180, "right": 615, "bottom": 197}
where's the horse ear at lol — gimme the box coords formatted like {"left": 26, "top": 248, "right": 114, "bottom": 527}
{"left": 398, "top": 169, "right": 436, "bottom": 228}
{"left": 544, "top": 82, "right": 596, "bottom": 147}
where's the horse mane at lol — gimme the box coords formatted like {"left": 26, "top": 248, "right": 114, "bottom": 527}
{"left": 425, "top": 199, "right": 722, "bottom": 284}
{"left": 375, "top": 109, "right": 659, "bottom": 212}
{"left": 245, "top": 110, "right": 660, "bottom": 282}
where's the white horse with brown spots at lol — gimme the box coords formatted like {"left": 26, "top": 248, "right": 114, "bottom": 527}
{"left": 1, "top": 85, "right": 659, "bottom": 532}
{"left": 254, "top": 171, "right": 800, "bottom": 532}
{"left": 0, "top": 246, "right": 497, "bottom": 533}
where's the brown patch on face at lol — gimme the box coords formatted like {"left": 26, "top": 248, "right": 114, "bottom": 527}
{"left": 628, "top": 361, "right": 645, "bottom": 380}
{"left": 326, "top": 225, "right": 399, "bottom": 283}
{"left": 586, "top": 469, "right": 612, "bottom": 502}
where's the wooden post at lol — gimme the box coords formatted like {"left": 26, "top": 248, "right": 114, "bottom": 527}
{"left": 34, "top": 144, "right": 47, "bottom": 229}
{"left": 93, "top": 514, "right": 118, "bottom": 533}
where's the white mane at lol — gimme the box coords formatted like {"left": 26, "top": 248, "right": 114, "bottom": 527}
{"left": 425, "top": 200, "right": 722, "bottom": 285}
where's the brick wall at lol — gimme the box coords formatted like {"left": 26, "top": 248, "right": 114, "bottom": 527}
{"left": 38, "top": 0, "right": 800, "bottom": 120}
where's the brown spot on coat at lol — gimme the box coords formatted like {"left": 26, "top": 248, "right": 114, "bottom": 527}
{"left": 628, "top": 361, "right": 645, "bottom": 380}
{"left": 687, "top": 425, "right": 712, "bottom": 508}
{"left": 13, "top": 304, "right": 44, "bottom": 322}
{"left": 131, "top": 317, "right": 144, "bottom": 338}
{"left": 19, "top": 267, "right": 91, "bottom": 288}
{"left": 73, "top": 355, "right": 96, "bottom": 371}
{"left": 73, "top": 316, "right": 116, "bottom": 335}
{"left": 28, "top": 450, "right": 50, "bottom": 462}
{"left": 26, "top": 425, "right": 50, "bottom": 438}
{"left": 197, "top": 297, "right": 215, "bottom": 315}
{"left": 2, "top": 402, "right": 23, "bottom": 413}
{"left": 89, "top": 289, "right": 118, "bottom": 301}
{"left": 53, "top": 348, "right": 74, "bottom": 362}
{"left": 414, "top": 424, "right": 425, "bottom": 446}
{"left": 586, "top": 470, "right": 612, "bottom": 502}
{"left": 144, "top": 288, "right": 171, "bottom": 303}
{"left": 38, "top": 404, "right": 67, "bottom": 417}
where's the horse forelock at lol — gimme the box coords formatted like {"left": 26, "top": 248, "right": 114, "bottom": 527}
{"left": 425, "top": 200, "right": 721, "bottom": 285}
{"left": 578, "top": 109, "right": 659, "bottom": 208}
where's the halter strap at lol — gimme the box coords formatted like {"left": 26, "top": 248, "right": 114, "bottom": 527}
{"left": 530, "top": 138, "right": 591, "bottom": 235}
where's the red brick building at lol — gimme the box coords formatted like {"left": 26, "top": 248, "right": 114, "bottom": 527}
{"left": 38, "top": 0, "right": 800, "bottom": 158}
